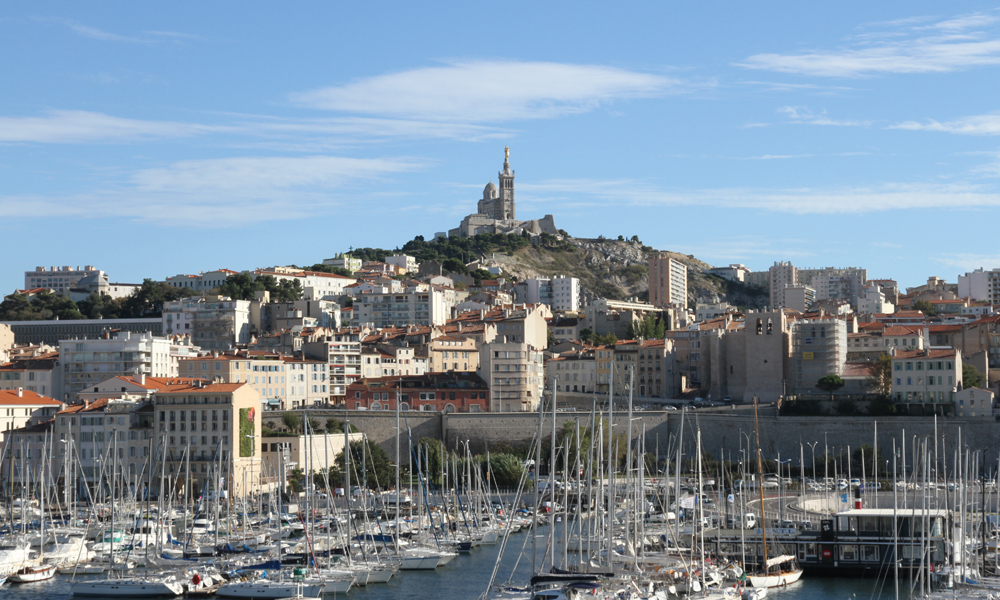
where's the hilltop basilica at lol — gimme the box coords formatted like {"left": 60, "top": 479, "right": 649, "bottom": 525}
{"left": 446, "top": 147, "right": 558, "bottom": 239}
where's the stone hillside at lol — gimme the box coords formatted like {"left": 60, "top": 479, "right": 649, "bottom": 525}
{"left": 483, "top": 237, "right": 768, "bottom": 308}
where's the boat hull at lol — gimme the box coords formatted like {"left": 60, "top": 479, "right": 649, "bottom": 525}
{"left": 747, "top": 568, "right": 803, "bottom": 589}
{"left": 216, "top": 581, "right": 324, "bottom": 599}
{"left": 71, "top": 580, "right": 184, "bottom": 597}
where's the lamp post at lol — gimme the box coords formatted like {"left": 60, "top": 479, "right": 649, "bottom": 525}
{"left": 807, "top": 441, "right": 819, "bottom": 482}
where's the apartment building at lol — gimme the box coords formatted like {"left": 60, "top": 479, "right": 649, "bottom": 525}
{"left": 520, "top": 276, "right": 581, "bottom": 311}
{"left": 954, "top": 387, "right": 994, "bottom": 418}
{"left": 428, "top": 335, "right": 479, "bottom": 373}
{"left": 857, "top": 283, "right": 895, "bottom": 315}
{"left": 162, "top": 296, "right": 251, "bottom": 351}
{"left": 59, "top": 332, "right": 177, "bottom": 402}
{"left": 708, "top": 264, "right": 750, "bottom": 284}
{"left": 478, "top": 341, "right": 544, "bottom": 412}
{"left": 179, "top": 351, "right": 328, "bottom": 410}
{"left": 151, "top": 382, "right": 261, "bottom": 499}
{"left": 385, "top": 254, "right": 418, "bottom": 274}
{"left": 0, "top": 352, "right": 60, "bottom": 399}
{"left": 547, "top": 348, "right": 596, "bottom": 394}
{"left": 648, "top": 254, "right": 688, "bottom": 308}
{"left": 261, "top": 431, "right": 365, "bottom": 479}
{"left": 958, "top": 268, "right": 1000, "bottom": 304}
{"left": 162, "top": 269, "right": 239, "bottom": 291}
{"left": 302, "top": 330, "right": 364, "bottom": 402}
{"left": 890, "top": 348, "right": 961, "bottom": 414}
{"left": 24, "top": 265, "right": 103, "bottom": 292}
{"left": 782, "top": 284, "right": 816, "bottom": 313}
{"left": 354, "top": 283, "right": 457, "bottom": 328}
{"left": 323, "top": 254, "right": 363, "bottom": 273}
{"left": 768, "top": 262, "right": 798, "bottom": 308}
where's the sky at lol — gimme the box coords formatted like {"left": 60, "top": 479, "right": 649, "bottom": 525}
{"left": 4, "top": 3, "right": 1000, "bottom": 292}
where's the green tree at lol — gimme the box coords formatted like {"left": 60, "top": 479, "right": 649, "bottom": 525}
{"left": 218, "top": 273, "right": 259, "bottom": 301}
{"left": 866, "top": 353, "right": 893, "bottom": 397}
{"left": 0, "top": 291, "right": 84, "bottom": 321}
{"left": 336, "top": 441, "right": 393, "bottom": 489}
{"left": 122, "top": 280, "right": 196, "bottom": 317}
{"left": 963, "top": 364, "right": 984, "bottom": 389}
{"left": 817, "top": 374, "right": 846, "bottom": 401}
{"left": 281, "top": 412, "right": 302, "bottom": 433}
{"left": 912, "top": 299, "right": 937, "bottom": 316}
{"left": 546, "top": 328, "right": 555, "bottom": 348}
{"left": 303, "top": 264, "right": 353, "bottom": 277}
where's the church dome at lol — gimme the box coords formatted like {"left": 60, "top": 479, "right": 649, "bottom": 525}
{"left": 483, "top": 181, "right": 498, "bottom": 199}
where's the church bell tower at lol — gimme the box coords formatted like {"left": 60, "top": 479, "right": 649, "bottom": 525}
{"left": 497, "top": 146, "right": 515, "bottom": 220}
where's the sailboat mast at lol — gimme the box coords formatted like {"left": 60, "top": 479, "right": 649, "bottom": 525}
{"left": 752, "top": 395, "right": 770, "bottom": 575}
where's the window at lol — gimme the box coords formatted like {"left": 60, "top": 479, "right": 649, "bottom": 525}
{"left": 840, "top": 545, "right": 858, "bottom": 560}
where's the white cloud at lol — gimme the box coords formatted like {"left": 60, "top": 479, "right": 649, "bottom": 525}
{"left": 0, "top": 155, "right": 421, "bottom": 226}
{"left": 934, "top": 253, "right": 1000, "bottom": 272}
{"left": 889, "top": 113, "right": 1000, "bottom": 135}
{"left": 778, "top": 106, "right": 868, "bottom": 127}
{"left": 0, "top": 110, "right": 226, "bottom": 143}
{"left": 737, "top": 12, "right": 1000, "bottom": 76}
{"left": 519, "top": 179, "right": 1000, "bottom": 214}
{"left": 290, "top": 60, "right": 694, "bottom": 122}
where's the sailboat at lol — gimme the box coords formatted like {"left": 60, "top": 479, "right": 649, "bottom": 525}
{"left": 11, "top": 431, "right": 55, "bottom": 583}
{"left": 744, "top": 396, "right": 803, "bottom": 590}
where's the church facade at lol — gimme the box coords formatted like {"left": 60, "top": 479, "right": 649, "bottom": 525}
{"left": 448, "top": 147, "right": 558, "bottom": 239}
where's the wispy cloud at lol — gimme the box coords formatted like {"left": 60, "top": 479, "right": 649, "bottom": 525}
{"left": 0, "top": 110, "right": 227, "bottom": 143}
{"left": 737, "top": 12, "right": 1000, "bottom": 77}
{"left": 934, "top": 253, "right": 1000, "bottom": 271}
{"left": 889, "top": 113, "right": 1000, "bottom": 135}
{"left": 290, "top": 60, "right": 700, "bottom": 122}
{"left": 0, "top": 155, "right": 422, "bottom": 225}
{"left": 35, "top": 17, "right": 198, "bottom": 45}
{"left": 519, "top": 179, "right": 1000, "bottom": 214}
{"left": 778, "top": 106, "right": 868, "bottom": 126}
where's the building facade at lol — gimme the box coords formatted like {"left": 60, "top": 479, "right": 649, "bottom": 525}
{"left": 648, "top": 254, "right": 688, "bottom": 308}
{"left": 479, "top": 341, "right": 544, "bottom": 412}
{"left": 162, "top": 296, "right": 251, "bottom": 351}
{"left": 60, "top": 332, "right": 177, "bottom": 402}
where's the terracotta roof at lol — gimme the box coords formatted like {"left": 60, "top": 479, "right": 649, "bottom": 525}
{"left": 883, "top": 325, "right": 923, "bottom": 336}
{"left": 0, "top": 389, "right": 62, "bottom": 406}
{"left": 927, "top": 324, "right": 962, "bottom": 333}
{"left": 110, "top": 375, "right": 204, "bottom": 390}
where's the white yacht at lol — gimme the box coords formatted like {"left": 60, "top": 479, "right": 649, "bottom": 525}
{"left": 217, "top": 579, "right": 325, "bottom": 599}
{"left": 71, "top": 578, "right": 185, "bottom": 597}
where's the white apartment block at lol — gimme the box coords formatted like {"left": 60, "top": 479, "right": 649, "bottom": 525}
{"left": 354, "top": 283, "right": 455, "bottom": 328}
{"left": 25, "top": 265, "right": 103, "bottom": 292}
{"left": 783, "top": 284, "right": 816, "bottom": 313}
{"left": 302, "top": 330, "right": 364, "bottom": 400}
{"left": 59, "top": 332, "right": 177, "bottom": 402}
{"left": 180, "top": 353, "right": 328, "bottom": 410}
{"left": 857, "top": 283, "right": 895, "bottom": 315}
{"left": 323, "top": 254, "right": 363, "bottom": 273}
{"left": 162, "top": 296, "right": 251, "bottom": 351}
{"left": 163, "top": 269, "right": 238, "bottom": 291}
{"left": 958, "top": 268, "right": 1000, "bottom": 304}
{"left": 708, "top": 264, "right": 750, "bottom": 284}
{"left": 385, "top": 254, "right": 418, "bottom": 274}
{"left": 891, "top": 348, "right": 961, "bottom": 411}
{"left": 768, "top": 261, "right": 797, "bottom": 308}
{"left": 254, "top": 269, "right": 356, "bottom": 301}
{"left": 522, "top": 276, "right": 580, "bottom": 311}
{"left": 648, "top": 254, "right": 688, "bottom": 307}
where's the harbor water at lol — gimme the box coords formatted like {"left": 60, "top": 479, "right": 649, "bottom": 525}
{"left": 0, "top": 527, "right": 919, "bottom": 600}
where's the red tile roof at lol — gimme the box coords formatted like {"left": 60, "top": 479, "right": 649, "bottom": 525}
{"left": 0, "top": 389, "right": 62, "bottom": 406}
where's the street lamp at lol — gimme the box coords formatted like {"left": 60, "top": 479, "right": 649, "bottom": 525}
{"left": 807, "top": 441, "right": 819, "bottom": 482}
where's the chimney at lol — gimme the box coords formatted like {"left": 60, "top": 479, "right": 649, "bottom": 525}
{"left": 133, "top": 373, "right": 146, "bottom": 386}
{"left": 16, "top": 388, "right": 23, "bottom": 397}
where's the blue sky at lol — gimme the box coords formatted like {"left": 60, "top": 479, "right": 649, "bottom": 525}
{"left": 4, "top": 3, "right": 1000, "bottom": 291}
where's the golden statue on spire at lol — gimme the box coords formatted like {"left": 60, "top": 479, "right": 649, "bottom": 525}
{"left": 504, "top": 146, "right": 509, "bottom": 162}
